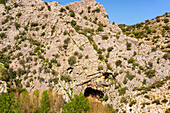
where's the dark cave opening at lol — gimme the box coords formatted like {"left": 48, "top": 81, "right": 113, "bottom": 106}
{"left": 84, "top": 87, "right": 104, "bottom": 99}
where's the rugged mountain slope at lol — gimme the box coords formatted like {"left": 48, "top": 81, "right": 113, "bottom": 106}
{"left": 0, "top": 0, "right": 169, "bottom": 112}
{"left": 119, "top": 13, "right": 170, "bottom": 52}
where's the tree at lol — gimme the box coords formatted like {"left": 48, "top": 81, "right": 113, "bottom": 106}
{"left": 0, "top": 93, "right": 22, "bottom": 113}
{"left": 32, "top": 89, "right": 40, "bottom": 112}
{"left": 40, "top": 90, "right": 50, "bottom": 113}
{"left": 20, "top": 90, "right": 31, "bottom": 112}
{"left": 62, "top": 93, "right": 90, "bottom": 113}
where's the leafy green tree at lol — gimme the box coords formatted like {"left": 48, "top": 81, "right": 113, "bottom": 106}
{"left": 40, "top": 90, "right": 50, "bottom": 113}
{"left": 0, "top": 93, "right": 22, "bottom": 113}
{"left": 62, "top": 92, "right": 90, "bottom": 113}
{"left": 0, "top": 0, "right": 7, "bottom": 5}
{"left": 33, "top": 89, "right": 40, "bottom": 109}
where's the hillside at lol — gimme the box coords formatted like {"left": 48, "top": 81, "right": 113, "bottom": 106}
{"left": 0, "top": 0, "right": 169, "bottom": 112}
{"left": 119, "top": 13, "right": 170, "bottom": 52}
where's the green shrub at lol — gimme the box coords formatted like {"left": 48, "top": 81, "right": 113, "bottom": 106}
{"left": 129, "top": 100, "right": 136, "bottom": 107}
{"left": 41, "top": 32, "right": 45, "bottom": 36}
{"left": 63, "top": 44, "right": 68, "bottom": 49}
{"left": 0, "top": 33, "right": 6, "bottom": 39}
{"left": 60, "top": 75, "right": 71, "bottom": 82}
{"left": 164, "top": 18, "right": 169, "bottom": 23}
{"left": 74, "top": 51, "right": 79, "bottom": 56}
{"left": 126, "top": 42, "right": 131, "bottom": 50}
{"left": 68, "top": 56, "right": 76, "bottom": 66}
{"left": 71, "top": 20, "right": 76, "bottom": 27}
{"left": 103, "top": 94, "right": 108, "bottom": 102}
{"left": 44, "top": 2, "right": 51, "bottom": 11}
{"left": 92, "top": 8, "right": 101, "bottom": 13}
{"left": 98, "top": 65, "right": 103, "bottom": 70}
{"left": 65, "top": 6, "right": 69, "bottom": 10}
{"left": 120, "top": 97, "right": 127, "bottom": 103}
{"left": 97, "top": 25, "right": 103, "bottom": 32}
{"left": 115, "top": 60, "right": 122, "bottom": 67}
{"left": 163, "top": 53, "right": 170, "bottom": 60}
{"left": 126, "top": 71, "right": 135, "bottom": 80}
{"left": 152, "top": 100, "right": 160, "bottom": 105}
{"left": 161, "top": 98, "right": 168, "bottom": 103}
{"left": 84, "top": 16, "right": 87, "bottom": 20}
{"left": 15, "top": 22, "right": 20, "bottom": 29}
{"left": 164, "top": 25, "right": 169, "bottom": 30}
{"left": 0, "top": 0, "right": 7, "bottom": 5}
{"left": 63, "top": 30, "right": 69, "bottom": 35}
{"left": 16, "top": 12, "right": 22, "bottom": 18}
{"left": 70, "top": 11, "right": 75, "bottom": 17}
{"left": 128, "top": 57, "right": 135, "bottom": 63}
{"left": 144, "top": 95, "right": 150, "bottom": 99}
{"left": 31, "top": 22, "right": 38, "bottom": 27}
{"left": 107, "top": 47, "right": 113, "bottom": 52}
{"left": 42, "top": 24, "right": 46, "bottom": 29}
{"left": 156, "top": 18, "right": 160, "bottom": 22}
{"left": 98, "top": 54, "right": 104, "bottom": 61}
{"left": 64, "top": 38, "right": 70, "bottom": 44}
{"left": 102, "top": 35, "right": 109, "bottom": 40}
{"left": 145, "top": 69, "right": 156, "bottom": 78}
{"left": 62, "top": 93, "right": 90, "bottom": 113}
{"left": 60, "top": 8, "right": 66, "bottom": 12}
{"left": 118, "top": 87, "right": 127, "bottom": 95}
{"left": 151, "top": 47, "right": 157, "bottom": 52}
{"left": 85, "top": 55, "right": 89, "bottom": 59}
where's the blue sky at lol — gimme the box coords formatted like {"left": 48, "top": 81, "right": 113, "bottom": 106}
{"left": 43, "top": 0, "right": 170, "bottom": 25}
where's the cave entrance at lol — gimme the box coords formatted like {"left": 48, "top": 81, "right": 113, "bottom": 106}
{"left": 84, "top": 87, "right": 104, "bottom": 99}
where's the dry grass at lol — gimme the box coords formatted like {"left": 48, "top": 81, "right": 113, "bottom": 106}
{"left": 87, "top": 96, "right": 111, "bottom": 113}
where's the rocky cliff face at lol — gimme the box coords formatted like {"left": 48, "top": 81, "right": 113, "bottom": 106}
{"left": 0, "top": 0, "right": 169, "bottom": 112}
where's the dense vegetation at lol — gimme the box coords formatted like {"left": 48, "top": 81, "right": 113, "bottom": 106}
{"left": 0, "top": 89, "right": 92, "bottom": 113}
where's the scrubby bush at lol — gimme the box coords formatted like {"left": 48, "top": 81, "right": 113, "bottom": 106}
{"left": 118, "top": 87, "right": 127, "bottom": 95}
{"left": 68, "top": 56, "right": 76, "bottom": 66}
{"left": 71, "top": 20, "right": 76, "bottom": 27}
{"left": 41, "top": 32, "right": 45, "bottom": 36}
{"left": 31, "top": 22, "right": 38, "bottom": 27}
{"left": 164, "top": 18, "right": 169, "bottom": 23}
{"left": 126, "top": 42, "right": 131, "bottom": 50}
{"left": 129, "top": 100, "right": 136, "bottom": 107}
{"left": 102, "top": 35, "right": 108, "bottom": 40}
{"left": 92, "top": 8, "right": 101, "bottom": 13}
{"left": 128, "top": 57, "right": 135, "bottom": 63}
{"left": 16, "top": 12, "right": 22, "bottom": 18}
{"left": 107, "top": 47, "right": 113, "bottom": 52}
{"left": 98, "top": 65, "right": 103, "bottom": 70}
{"left": 115, "top": 60, "right": 122, "bottom": 67}
{"left": 70, "top": 11, "right": 75, "bottom": 17}
{"left": 145, "top": 69, "right": 156, "bottom": 78}
{"left": 98, "top": 54, "right": 104, "bottom": 61}
{"left": 163, "top": 53, "right": 170, "bottom": 60}
{"left": 15, "top": 22, "right": 20, "bottom": 29}
{"left": 97, "top": 25, "right": 103, "bottom": 32}
{"left": 0, "top": 0, "right": 7, "bottom": 5}
{"left": 156, "top": 18, "right": 160, "bottom": 22}
{"left": 64, "top": 38, "right": 70, "bottom": 44}
{"left": 60, "top": 75, "right": 71, "bottom": 82}
{"left": 126, "top": 71, "right": 135, "bottom": 80}
{"left": 60, "top": 8, "right": 66, "bottom": 12}
{"left": 151, "top": 47, "right": 157, "bottom": 52}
